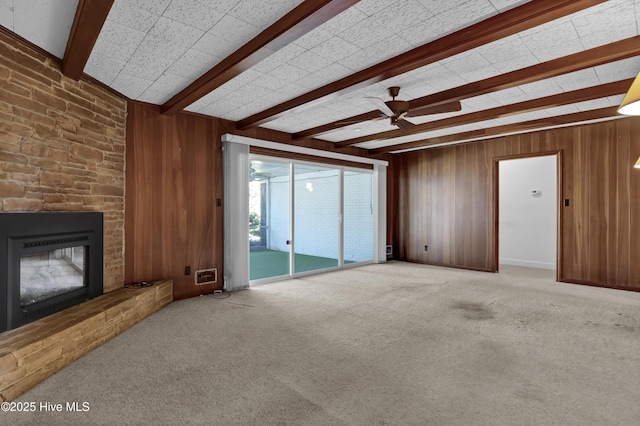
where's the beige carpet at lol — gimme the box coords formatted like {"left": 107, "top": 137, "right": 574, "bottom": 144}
{"left": 6, "top": 262, "right": 640, "bottom": 425}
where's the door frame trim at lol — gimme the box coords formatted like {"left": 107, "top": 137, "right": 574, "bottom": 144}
{"left": 493, "top": 150, "right": 563, "bottom": 281}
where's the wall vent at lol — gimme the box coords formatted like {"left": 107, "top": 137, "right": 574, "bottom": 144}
{"left": 195, "top": 268, "right": 217, "bottom": 285}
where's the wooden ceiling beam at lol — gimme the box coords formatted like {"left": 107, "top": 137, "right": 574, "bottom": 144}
{"left": 335, "top": 78, "right": 633, "bottom": 148}
{"left": 300, "top": 36, "right": 640, "bottom": 142}
{"left": 161, "top": 0, "right": 361, "bottom": 115}
{"left": 236, "top": 0, "right": 605, "bottom": 129}
{"left": 369, "top": 107, "right": 620, "bottom": 154}
{"left": 62, "top": 0, "right": 114, "bottom": 81}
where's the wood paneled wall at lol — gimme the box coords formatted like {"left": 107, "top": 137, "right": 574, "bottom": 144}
{"left": 389, "top": 117, "right": 640, "bottom": 291}
{"left": 125, "top": 102, "right": 224, "bottom": 299}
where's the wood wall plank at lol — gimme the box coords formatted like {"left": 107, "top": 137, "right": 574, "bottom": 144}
{"left": 389, "top": 117, "right": 640, "bottom": 291}
{"left": 125, "top": 102, "right": 224, "bottom": 299}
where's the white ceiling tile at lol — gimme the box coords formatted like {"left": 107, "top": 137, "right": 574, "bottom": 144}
{"left": 492, "top": 54, "right": 539, "bottom": 73}
{"left": 462, "top": 95, "right": 503, "bottom": 110}
{"left": 441, "top": 51, "right": 491, "bottom": 77}
{"left": 228, "top": 68, "right": 264, "bottom": 86}
{"left": 198, "top": 98, "right": 243, "bottom": 116}
{"left": 192, "top": 32, "right": 236, "bottom": 58}
{"left": 125, "top": 0, "right": 172, "bottom": 15}
{"left": 251, "top": 73, "right": 289, "bottom": 91}
{"left": 475, "top": 34, "right": 529, "bottom": 64}
{"left": 338, "top": 35, "right": 412, "bottom": 71}
{"left": 205, "top": 14, "right": 259, "bottom": 44}
{"left": 267, "top": 43, "right": 307, "bottom": 65}
{"left": 286, "top": 51, "right": 333, "bottom": 73}
{"left": 260, "top": 88, "right": 302, "bottom": 105}
{"left": 251, "top": 55, "right": 283, "bottom": 74}
{"left": 196, "top": 0, "right": 243, "bottom": 14}
{"left": 184, "top": 93, "right": 217, "bottom": 112}
{"left": 572, "top": 1, "right": 637, "bottom": 49}
{"left": 371, "top": 0, "right": 433, "bottom": 33}
{"left": 489, "top": 87, "right": 528, "bottom": 105}
{"left": 111, "top": 73, "right": 153, "bottom": 99}
{"left": 84, "top": 53, "right": 126, "bottom": 86}
{"left": 162, "top": 0, "right": 224, "bottom": 31}
{"left": 319, "top": 6, "right": 367, "bottom": 35}
{"left": 418, "top": 0, "right": 472, "bottom": 15}
{"left": 0, "top": 0, "right": 13, "bottom": 29}
{"left": 553, "top": 68, "right": 600, "bottom": 92}
{"left": 414, "top": 64, "right": 468, "bottom": 91}
{"left": 298, "top": 63, "right": 354, "bottom": 89}
{"left": 138, "top": 17, "right": 204, "bottom": 61}
{"left": 13, "top": 0, "right": 78, "bottom": 58}
{"left": 526, "top": 37, "right": 584, "bottom": 63}
{"left": 228, "top": 0, "right": 302, "bottom": 27}
{"left": 141, "top": 73, "right": 191, "bottom": 102}
{"left": 572, "top": 97, "right": 612, "bottom": 112}
{"left": 338, "top": 16, "right": 389, "bottom": 49}
{"left": 120, "top": 49, "right": 176, "bottom": 80}
{"left": 543, "top": 105, "right": 580, "bottom": 116}
{"left": 489, "top": 0, "right": 530, "bottom": 12}
{"left": 166, "top": 49, "right": 220, "bottom": 80}
{"left": 268, "top": 63, "right": 309, "bottom": 84}
{"left": 398, "top": 16, "right": 456, "bottom": 47}
{"left": 459, "top": 65, "right": 501, "bottom": 83}
{"left": 510, "top": 109, "right": 549, "bottom": 121}
{"left": 137, "top": 89, "right": 169, "bottom": 104}
{"left": 398, "top": 84, "right": 438, "bottom": 99}
{"left": 435, "top": 0, "right": 498, "bottom": 32}
{"left": 309, "top": 36, "right": 361, "bottom": 62}
{"left": 229, "top": 83, "right": 273, "bottom": 103}
{"left": 608, "top": 94, "right": 625, "bottom": 106}
{"left": 107, "top": 0, "right": 160, "bottom": 33}
{"left": 518, "top": 79, "right": 564, "bottom": 98}
{"left": 354, "top": 0, "right": 398, "bottom": 16}
{"left": 292, "top": 28, "right": 333, "bottom": 50}
{"left": 91, "top": 20, "right": 146, "bottom": 61}
{"left": 519, "top": 20, "right": 584, "bottom": 62}
{"left": 594, "top": 56, "right": 640, "bottom": 84}
{"left": 379, "top": 74, "right": 427, "bottom": 92}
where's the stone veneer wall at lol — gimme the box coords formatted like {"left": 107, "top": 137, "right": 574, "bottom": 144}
{"left": 0, "top": 31, "right": 126, "bottom": 292}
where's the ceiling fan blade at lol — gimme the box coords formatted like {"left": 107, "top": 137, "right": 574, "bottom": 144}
{"left": 365, "top": 97, "right": 394, "bottom": 117}
{"left": 405, "top": 101, "right": 462, "bottom": 117}
{"left": 395, "top": 117, "right": 416, "bottom": 130}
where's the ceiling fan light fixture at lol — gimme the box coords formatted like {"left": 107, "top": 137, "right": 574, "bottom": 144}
{"left": 618, "top": 72, "right": 640, "bottom": 115}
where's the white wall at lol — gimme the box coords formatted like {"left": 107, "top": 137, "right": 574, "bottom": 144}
{"left": 266, "top": 169, "right": 374, "bottom": 262}
{"left": 499, "top": 155, "right": 557, "bottom": 270}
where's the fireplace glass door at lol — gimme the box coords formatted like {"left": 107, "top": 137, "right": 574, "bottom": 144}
{"left": 20, "top": 245, "right": 87, "bottom": 307}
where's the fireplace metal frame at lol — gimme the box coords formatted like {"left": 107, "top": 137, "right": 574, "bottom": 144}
{"left": 0, "top": 212, "right": 103, "bottom": 332}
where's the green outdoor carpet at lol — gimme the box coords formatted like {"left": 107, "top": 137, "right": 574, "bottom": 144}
{"left": 250, "top": 250, "right": 340, "bottom": 280}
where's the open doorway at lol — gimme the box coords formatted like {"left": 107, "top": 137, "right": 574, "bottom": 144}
{"left": 496, "top": 153, "right": 561, "bottom": 279}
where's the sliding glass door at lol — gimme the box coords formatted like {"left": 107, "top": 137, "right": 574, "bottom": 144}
{"left": 293, "top": 164, "right": 340, "bottom": 274}
{"left": 249, "top": 159, "right": 290, "bottom": 281}
{"left": 249, "top": 156, "right": 374, "bottom": 283}
{"left": 344, "top": 171, "right": 374, "bottom": 264}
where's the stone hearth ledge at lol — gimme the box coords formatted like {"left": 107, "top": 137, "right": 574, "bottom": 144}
{"left": 0, "top": 280, "right": 173, "bottom": 401}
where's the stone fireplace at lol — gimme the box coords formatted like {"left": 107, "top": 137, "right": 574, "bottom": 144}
{"left": 0, "top": 212, "right": 103, "bottom": 332}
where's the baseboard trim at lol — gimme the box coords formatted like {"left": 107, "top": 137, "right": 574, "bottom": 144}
{"left": 499, "top": 258, "right": 556, "bottom": 270}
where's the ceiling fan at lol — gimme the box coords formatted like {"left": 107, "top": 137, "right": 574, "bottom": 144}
{"left": 365, "top": 86, "right": 461, "bottom": 130}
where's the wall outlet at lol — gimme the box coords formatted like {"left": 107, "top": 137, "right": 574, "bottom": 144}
{"left": 424, "top": 245, "right": 428, "bottom": 251}
{"left": 184, "top": 266, "right": 191, "bottom": 275}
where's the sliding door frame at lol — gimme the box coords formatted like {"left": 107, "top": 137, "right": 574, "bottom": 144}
{"left": 250, "top": 154, "right": 375, "bottom": 285}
